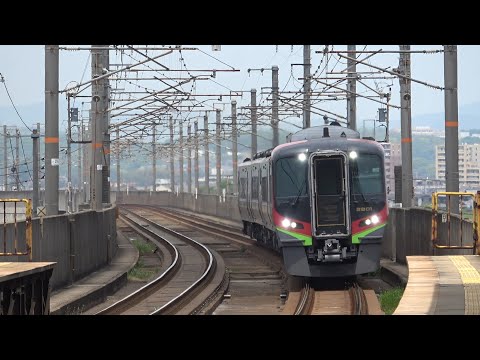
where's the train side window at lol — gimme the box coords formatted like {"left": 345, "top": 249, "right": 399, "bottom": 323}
{"left": 252, "top": 176, "right": 259, "bottom": 199}
{"left": 261, "top": 176, "right": 267, "bottom": 202}
{"left": 239, "top": 177, "right": 247, "bottom": 199}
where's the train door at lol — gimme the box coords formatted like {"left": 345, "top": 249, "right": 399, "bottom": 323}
{"left": 259, "top": 163, "right": 268, "bottom": 226}
{"left": 251, "top": 164, "right": 260, "bottom": 223}
{"left": 310, "top": 152, "right": 350, "bottom": 237}
{"left": 265, "top": 161, "right": 274, "bottom": 228}
{"left": 246, "top": 164, "right": 255, "bottom": 222}
{"left": 238, "top": 167, "right": 250, "bottom": 222}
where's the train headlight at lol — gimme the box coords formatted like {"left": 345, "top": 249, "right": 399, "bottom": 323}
{"left": 349, "top": 151, "right": 358, "bottom": 160}
{"left": 291, "top": 222, "right": 297, "bottom": 229}
{"left": 298, "top": 153, "right": 307, "bottom": 161}
{"left": 361, "top": 215, "right": 381, "bottom": 227}
{"left": 282, "top": 218, "right": 291, "bottom": 228}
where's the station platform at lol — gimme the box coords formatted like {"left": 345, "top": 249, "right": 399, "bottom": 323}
{"left": 0, "top": 262, "right": 56, "bottom": 314}
{"left": 49, "top": 230, "right": 138, "bottom": 315}
{"left": 394, "top": 255, "right": 480, "bottom": 315}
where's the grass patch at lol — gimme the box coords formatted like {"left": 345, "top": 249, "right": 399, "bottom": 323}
{"left": 131, "top": 239, "right": 157, "bottom": 255}
{"left": 128, "top": 261, "right": 159, "bottom": 281}
{"left": 128, "top": 239, "right": 159, "bottom": 281}
{"left": 379, "top": 287, "right": 405, "bottom": 315}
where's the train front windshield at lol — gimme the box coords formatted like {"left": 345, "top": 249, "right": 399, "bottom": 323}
{"left": 274, "top": 156, "right": 310, "bottom": 222}
{"left": 349, "top": 153, "right": 385, "bottom": 219}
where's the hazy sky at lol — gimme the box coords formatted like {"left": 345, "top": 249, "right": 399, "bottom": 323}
{"left": 0, "top": 45, "right": 478, "bottom": 132}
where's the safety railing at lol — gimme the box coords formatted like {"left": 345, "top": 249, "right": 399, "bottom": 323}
{"left": 0, "top": 199, "right": 32, "bottom": 261}
{"left": 431, "top": 191, "right": 479, "bottom": 254}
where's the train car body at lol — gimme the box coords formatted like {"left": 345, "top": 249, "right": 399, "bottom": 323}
{"left": 238, "top": 124, "right": 387, "bottom": 277}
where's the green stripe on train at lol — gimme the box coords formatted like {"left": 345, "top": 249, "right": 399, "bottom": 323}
{"left": 276, "top": 227, "right": 313, "bottom": 246}
{"left": 352, "top": 223, "right": 386, "bottom": 244}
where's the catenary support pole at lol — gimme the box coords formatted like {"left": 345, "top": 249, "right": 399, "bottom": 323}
{"left": 45, "top": 45, "right": 59, "bottom": 215}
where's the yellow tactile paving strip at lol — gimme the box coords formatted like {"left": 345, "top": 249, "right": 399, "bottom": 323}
{"left": 448, "top": 256, "right": 480, "bottom": 315}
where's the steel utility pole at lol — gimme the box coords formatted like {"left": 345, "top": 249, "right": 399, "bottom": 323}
{"left": 82, "top": 120, "right": 88, "bottom": 204}
{"left": 216, "top": 109, "right": 222, "bottom": 197}
{"left": 31, "top": 129, "right": 39, "bottom": 216}
{"left": 179, "top": 120, "right": 184, "bottom": 193}
{"left": 67, "top": 95, "right": 72, "bottom": 212}
{"left": 3, "top": 125, "right": 7, "bottom": 191}
{"left": 152, "top": 122, "right": 156, "bottom": 192}
{"left": 169, "top": 116, "right": 175, "bottom": 192}
{"left": 303, "top": 46, "right": 311, "bottom": 129}
{"left": 187, "top": 123, "right": 192, "bottom": 194}
{"left": 116, "top": 125, "right": 120, "bottom": 197}
{"left": 444, "top": 45, "right": 459, "bottom": 213}
{"left": 194, "top": 120, "right": 199, "bottom": 193}
{"left": 15, "top": 129, "right": 19, "bottom": 191}
{"left": 37, "top": 122, "right": 41, "bottom": 199}
{"left": 204, "top": 113, "right": 210, "bottom": 194}
{"left": 347, "top": 45, "right": 357, "bottom": 131}
{"left": 91, "top": 45, "right": 104, "bottom": 210}
{"left": 399, "top": 45, "right": 413, "bottom": 208}
{"left": 251, "top": 89, "right": 257, "bottom": 157}
{"left": 231, "top": 101, "right": 238, "bottom": 195}
{"left": 45, "top": 45, "right": 59, "bottom": 216}
{"left": 272, "top": 65, "right": 279, "bottom": 147}
{"left": 77, "top": 122, "right": 82, "bottom": 192}
{"left": 102, "top": 47, "right": 110, "bottom": 204}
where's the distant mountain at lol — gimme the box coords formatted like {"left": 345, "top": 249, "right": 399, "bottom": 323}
{"left": 388, "top": 101, "right": 480, "bottom": 131}
{"left": 2, "top": 100, "right": 479, "bottom": 133}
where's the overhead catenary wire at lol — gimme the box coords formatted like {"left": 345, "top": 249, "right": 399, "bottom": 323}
{"left": 51, "top": 45, "right": 449, "bottom": 189}
{"left": 0, "top": 73, "right": 33, "bottom": 132}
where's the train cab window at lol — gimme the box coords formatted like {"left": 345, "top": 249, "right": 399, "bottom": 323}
{"left": 275, "top": 157, "right": 308, "bottom": 199}
{"left": 350, "top": 154, "right": 384, "bottom": 195}
{"left": 252, "top": 176, "right": 259, "bottom": 199}
{"left": 274, "top": 156, "right": 309, "bottom": 222}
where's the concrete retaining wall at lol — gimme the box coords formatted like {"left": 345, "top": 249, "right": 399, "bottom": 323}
{"left": 118, "top": 191, "right": 241, "bottom": 222}
{"left": 381, "top": 207, "right": 473, "bottom": 264}
{"left": 0, "top": 205, "right": 117, "bottom": 290}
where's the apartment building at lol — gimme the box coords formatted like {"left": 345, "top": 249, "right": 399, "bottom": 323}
{"left": 380, "top": 142, "right": 402, "bottom": 193}
{"left": 435, "top": 144, "right": 480, "bottom": 188}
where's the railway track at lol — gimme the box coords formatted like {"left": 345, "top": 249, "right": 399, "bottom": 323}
{"left": 124, "top": 205, "right": 286, "bottom": 314}
{"left": 108, "top": 205, "right": 382, "bottom": 315}
{"left": 96, "top": 209, "right": 226, "bottom": 315}
{"left": 287, "top": 280, "right": 382, "bottom": 315}
{"left": 128, "top": 205, "right": 284, "bottom": 275}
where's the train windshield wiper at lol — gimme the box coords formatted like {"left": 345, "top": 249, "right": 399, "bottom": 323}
{"left": 351, "top": 172, "right": 367, "bottom": 203}
{"left": 291, "top": 181, "right": 306, "bottom": 207}
{"left": 280, "top": 161, "right": 300, "bottom": 193}
{"left": 352, "top": 191, "right": 367, "bottom": 203}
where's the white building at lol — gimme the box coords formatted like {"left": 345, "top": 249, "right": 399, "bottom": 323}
{"left": 435, "top": 144, "right": 480, "bottom": 188}
{"left": 380, "top": 142, "right": 402, "bottom": 194}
